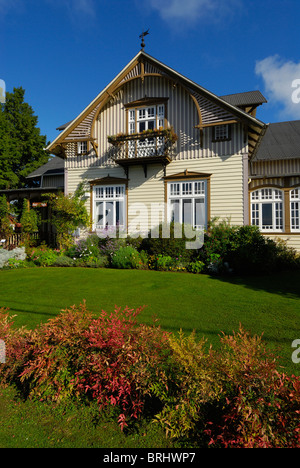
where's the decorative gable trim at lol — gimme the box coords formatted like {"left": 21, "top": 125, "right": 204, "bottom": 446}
{"left": 46, "top": 50, "right": 266, "bottom": 159}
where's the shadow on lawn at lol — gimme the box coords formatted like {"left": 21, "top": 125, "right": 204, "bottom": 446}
{"left": 208, "top": 270, "right": 300, "bottom": 300}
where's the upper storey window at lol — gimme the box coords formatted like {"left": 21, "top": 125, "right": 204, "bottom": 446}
{"left": 128, "top": 105, "right": 165, "bottom": 134}
{"left": 212, "top": 124, "right": 231, "bottom": 142}
{"left": 77, "top": 141, "right": 88, "bottom": 155}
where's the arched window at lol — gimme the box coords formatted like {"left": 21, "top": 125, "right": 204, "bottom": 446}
{"left": 251, "top": 188, "right": 284, "bottom": 232}
{"left": 290, "top": 188, "right": 300, "bottom": 232}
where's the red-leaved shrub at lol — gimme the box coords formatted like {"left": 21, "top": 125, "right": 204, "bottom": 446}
{"left": 1, "top": 306, "right": 299, "bottom": 446}
{"left": 1, "top": 303, "right": 170, "bottom": 430}
{"left": 203, "top": 326, "right": 300, "bottom": 448}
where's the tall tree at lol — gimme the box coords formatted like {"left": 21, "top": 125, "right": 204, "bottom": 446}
{"left": 0, "top": 87, "right": 48, "bottom": 189}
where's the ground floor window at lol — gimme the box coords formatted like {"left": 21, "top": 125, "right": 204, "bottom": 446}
{"left": 168, "top": 180, "right": 207, "bottom": 229}
{"left": 93, "top": 184, "right": 126, "bottom": 230}
{"left": 290, "top": 188, "right": 300, "bottom": 231}
{"left": 251, "top": 188, "right": 284, "bottom": 231}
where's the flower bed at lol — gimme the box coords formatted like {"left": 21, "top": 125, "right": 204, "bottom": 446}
{"left": 1, "top": 220, "right": 299, "bottom": 275}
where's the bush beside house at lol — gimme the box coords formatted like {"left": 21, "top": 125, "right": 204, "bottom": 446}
{"left": 1, "top": 219, "right": 300, "bottom": 274}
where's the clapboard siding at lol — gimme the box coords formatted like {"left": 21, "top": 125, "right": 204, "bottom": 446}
{"left": 67, "top": 152, "right": 244, "bottom": 232}
{"left": 251, "top": 159, "right": 300, "bottom": 178}
{"left": 264, "top": 234, "right": 300, "bottom": 252}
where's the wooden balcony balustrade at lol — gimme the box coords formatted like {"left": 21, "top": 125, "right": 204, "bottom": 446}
{"left": 108, "top": 128, "right": 178, "bottom": 177}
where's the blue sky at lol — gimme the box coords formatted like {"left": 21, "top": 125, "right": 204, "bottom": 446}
{"left": 1, "top": 0, "right": 300, "bottom": 144}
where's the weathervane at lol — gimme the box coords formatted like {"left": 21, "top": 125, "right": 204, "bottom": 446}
{"left": 139, "top": 29, "right": 150, "bottom": 51}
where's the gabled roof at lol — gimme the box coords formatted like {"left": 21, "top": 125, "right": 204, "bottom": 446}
{"left": 47, "top": 50, "right": 267, "bottom": 158}
{"left": 220, "top": 90, "right": 267, "bottom": 108}
{"left": 253, "top": 121, "right": 300, "bottom": 161}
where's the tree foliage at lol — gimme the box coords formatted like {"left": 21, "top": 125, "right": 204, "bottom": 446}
{"left": 0, "top": 195, "right": 13, "bottom": 239}
{"left": 0, "top": 87, "right": 48, "bottom": 189}
{"left": 45, "top": 183, "right": 90, "bottom": 249}
{"left": 20, "top": 199, "right": 39, "bottom": 245}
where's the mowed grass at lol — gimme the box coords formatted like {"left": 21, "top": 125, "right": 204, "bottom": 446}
{"left": 0, "top": 267, "right": 300, "bottom": 374}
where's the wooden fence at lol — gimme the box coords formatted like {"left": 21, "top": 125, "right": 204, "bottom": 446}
{"left": 3, "top": 232, "right": 39, "bottom": 249}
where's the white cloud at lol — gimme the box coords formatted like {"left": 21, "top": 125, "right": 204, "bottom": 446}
{"left": 255, "top": 55, "right": 300, "bottom": 119}
{"left": 148, "top": 0, "right": 240, "bottom": 24}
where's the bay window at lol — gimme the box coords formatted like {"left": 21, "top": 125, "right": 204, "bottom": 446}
{"left": 251, "top": 188, "right": 284, "bottom": 232}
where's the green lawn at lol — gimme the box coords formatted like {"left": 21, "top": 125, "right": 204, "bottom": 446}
{"left": 0, "top": 267, "right": 300, "bottom": 375}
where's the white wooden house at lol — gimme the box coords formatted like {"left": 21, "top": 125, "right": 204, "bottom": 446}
{"left": 45, "top": 50, "right": 300, "bottom": 251}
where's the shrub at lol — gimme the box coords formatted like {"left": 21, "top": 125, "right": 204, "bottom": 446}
{"left": 0, "top": 195, "right": 13, "bottom": 240}
{"left": 20, "top": 199, "right": 39, "bottom": 245}
{"left": 111, "top": 246, "right": 144, "bottom": 269}
{"left": 187, "top": 260, "right": 205, "bottom": 274}
{"left": 153, "top": 331, "right": 220, "bottom": 441}
{"left": 0, "top": 303, "right": 170, "bottom": 431}
{"left": 154, "top": 254, "right": 174, "bottom": 271}
{"left": 147, "top": 254, "right": 187, "bottom": 272}
{"left": 140, "top": 222, "right": 196, "bottom": 264}
{"left": 26, "top": 245, "right": 59, "bottom": 267}
{"left": 205, "top": 326, "right": 300, "bottom": 448}
{"left": 51, "top": 255, "right": 76, "bottom": 267}
{"left": 1, "top": 305, "right": 299, "bottom": 447}
{"left": 153, "top": 325, "right": 300, "bottom": 448}
{"left": 200, "top": 219, "right": 300, "bottom": 275}
{"left": 66, "top": 236, "right": 101, "bottom": 263}
{"left": 4, "top": 258, "right": 27, "bottom": 269}
{"left": 77, "top": 255, "right": 108, "bottom": 268}
{"left": 44, "top": 183, "right": 89, "bottom": 250}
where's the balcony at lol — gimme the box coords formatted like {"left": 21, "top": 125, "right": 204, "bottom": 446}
{"left": 108, "top": 128, "right": 178, "bottom": 177}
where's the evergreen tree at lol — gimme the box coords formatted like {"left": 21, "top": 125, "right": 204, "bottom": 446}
{"left": 0, "top": 195, "right": 13, "bottom": 239}
{"left": 0, "top": 87, "right": 48, "bottom": 189}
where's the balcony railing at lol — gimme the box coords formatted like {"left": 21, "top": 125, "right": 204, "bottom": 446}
{"left": 108, "top": 128, "right": 178, "bottom": 161}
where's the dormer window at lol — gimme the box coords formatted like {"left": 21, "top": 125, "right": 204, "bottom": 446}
{"left": 212, "top": 124, "right": 231, "bottom": 142}
{"left": 78, "top": 141, "right": 88, "bottom": 155}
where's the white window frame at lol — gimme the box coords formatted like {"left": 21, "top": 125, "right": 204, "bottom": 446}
{"left": 128, "top": 104, "right": 165, "bottom": 135}
{"left": 213, "top": 125, "right": 231, "bottom": 142}
{"left": 127, "top": 104, "right": 165, "bottom": 158}
{"left": 167, "top": 180, "right": 207, "bottom": 230}
{"left": 93, "top": 184, "right": 126, "bottom": 231}
{"left": 78, "top": 141, "right": 88, "bottom": 155}
{"left": 290, "top": 188, "right": 300, "bottom": 232}
{"left": 251, "top": 188, "right": 284, "bottom": 232}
